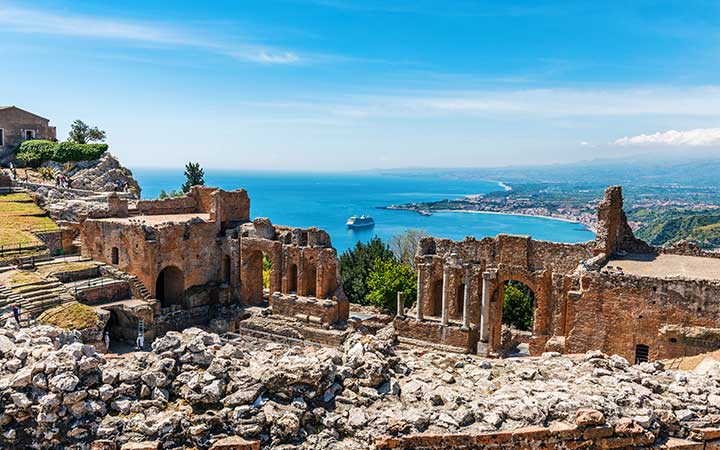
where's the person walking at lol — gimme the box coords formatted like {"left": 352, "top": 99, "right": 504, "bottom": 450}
{"left": 11, "top": 304, "right": 20, "bottom": 326}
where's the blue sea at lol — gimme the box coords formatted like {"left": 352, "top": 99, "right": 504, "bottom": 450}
{"left": 132, "top": 169, "right": 595, "bottom": 254}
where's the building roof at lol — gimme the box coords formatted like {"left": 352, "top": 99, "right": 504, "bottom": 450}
{"left": 0, "top": 106, "right": 50, "bottom": 121}
{"left": 604, "top": 253, "right": 720, "bottom": 281}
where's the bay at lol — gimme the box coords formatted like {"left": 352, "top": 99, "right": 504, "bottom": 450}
{"left": 132, "top": 168, "right": 595, "bottom": 254}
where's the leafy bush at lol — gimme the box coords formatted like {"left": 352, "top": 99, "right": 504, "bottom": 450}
{"left": 339, "top": 237, "right": 394, "bottom": 304}
{"left": 53, "top": 142, "right": 108, "bottom": 162}
{"left": 15, "top": 140, "right": 108, "bottom": 166}
{"left": 15, "top": 140, "right": 56, "bottom": 166}
{"left": 366, "top": 258, "right": 417, "bottom": 312}
{"left": 158, "top": 189, "right": 183, "bottom": 199}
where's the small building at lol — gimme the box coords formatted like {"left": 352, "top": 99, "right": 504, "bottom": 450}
{"left": 0, "top": 106, "right": 57, "bottom": 164}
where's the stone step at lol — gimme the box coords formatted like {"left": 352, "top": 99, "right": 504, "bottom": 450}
{"left": 14, "top": 282, "right": 63, "bottom": 296}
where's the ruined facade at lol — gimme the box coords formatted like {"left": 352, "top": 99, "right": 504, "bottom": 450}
{"left": 80, "top": 186, "right": 348, "bottom": 339}
{"left": 0, "top": 106, "right": 57, "bottom": 164}
{"left": 399, "top": 186, "right": 720, "bottom": 362}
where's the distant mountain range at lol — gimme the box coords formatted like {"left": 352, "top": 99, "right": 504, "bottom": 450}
{"left": 377, "top": 153, "right": 720, "bottom": 188}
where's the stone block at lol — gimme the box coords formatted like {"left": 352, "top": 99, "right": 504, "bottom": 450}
{"left": 576, "top": 408, "right": 605, "bottom": 427}
{"left": 120, "top": 442, "right": 159, "bottom": 450}
{"left": 90, "top": 441, "right": 117, "bottom": 450}
{"left": 209, "top": 436, "right": 261, "bottom": 450}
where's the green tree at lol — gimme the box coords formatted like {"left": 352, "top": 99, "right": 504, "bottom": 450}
{"left": 339, "top": 237, "right": 394, "bottom": 304}
{"left": 366, "top": 258, "right": 417, "bottom": 312}
{"left": 68, "top": 120, "right": 106, "bottom": 144}
{"left": 501, "top": 281, "right": 534, "bottom": 331}
{"left": 389, "top": 229, "right": 426, "bottom": 269}
{"left": 181, "top": 162, "right": 205, "bottom": 193}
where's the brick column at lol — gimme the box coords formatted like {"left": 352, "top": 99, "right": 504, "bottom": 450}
{"left": 480, "top": 271, "right": 492, "bottom": 342}
{"left": 416, "top": 264, "right": 424, "bottom": 321}
{"left": 462, "top": 265, "right": 471, "bottom": 330}
{"left": 441, "top": 265, "right": 449, "bottom": 326}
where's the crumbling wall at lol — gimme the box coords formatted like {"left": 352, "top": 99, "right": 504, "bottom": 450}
{"left": 567, "top": 271, "right": 720, "bottom": 361}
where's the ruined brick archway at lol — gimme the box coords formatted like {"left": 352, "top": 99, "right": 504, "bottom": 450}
{"left": 156, "top": 265, "right": 184, "bottom": 308}
{"left": 243, "top": 250, "right": 264, "bottom": 304}
{"left": 490, "top": 271, "right": 544, "bottom": 352}
{"left": 287, "top": 263, "right": 298, "bottom": 293}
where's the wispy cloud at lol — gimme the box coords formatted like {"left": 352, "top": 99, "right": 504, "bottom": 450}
{"left": 246, "top": 85, "right": 720, "bottom": 120}
{"left": 0, "top": 6, "right": 302, "bottom": 64}
{"left": 614, "top": 128, "right": 720, "bottom": 147}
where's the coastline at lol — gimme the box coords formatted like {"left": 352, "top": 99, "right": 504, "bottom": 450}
{"left": 496, "top": 181, "right": 512, "bottom": 192}
{"left": 433, "top": 208, "right": 596, "bottom": 232}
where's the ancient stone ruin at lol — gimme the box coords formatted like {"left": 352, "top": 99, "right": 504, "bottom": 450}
{"left": 398, "top": 186, "right": 720, "bottom": 363}
{"left": 1, "top": 183, "right": 720, "bottom": 450}
{"left": 79, "top": 185, "right": 348, "bottom": 344}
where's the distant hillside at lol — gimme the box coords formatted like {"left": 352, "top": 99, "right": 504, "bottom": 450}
{"left": 636, "top": 211, "right": 720, "bottom": 250}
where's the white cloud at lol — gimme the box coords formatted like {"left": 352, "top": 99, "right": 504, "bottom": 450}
{"left": 0, "top": 6, "right": 301, "bottom": 64}
{"left": 614, "top": 128, "right": 720, "bottom": 146}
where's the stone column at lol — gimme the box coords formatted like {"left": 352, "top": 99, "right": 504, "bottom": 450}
{"left": 462, "top": 265, "right": 471, "bottom": 330}
{"left": 441, "top": 265, "right": 449, "bottom": 326}
{"left": 396, "top": 292, "right": 405, "bottom": 317}
{"left": 416, "top": 264, "right": 424, "bottom": 321}
{"left": 480, "top": 271, "right": 492, "bottom": 342}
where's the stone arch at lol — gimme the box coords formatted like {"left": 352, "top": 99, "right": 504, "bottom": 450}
{"left": 431, "top": 279, "right": 443, "bottom": 317}
{"left": 304, "top": 262, "right": 317, "bottom": 297}
{"left": 156, "top": 265, "right": 184, "bottom": 308}
{"left": 490, "top": 270, "right": 543, "bottom": 353}
{"left": 455, "top": 282, "right": 465, "bottom": 320}
{"left": 287, "top": 263, "right": 298, "bottom": 293}
{"left": 243, "top": 250, "right": 264, "bottom": 304}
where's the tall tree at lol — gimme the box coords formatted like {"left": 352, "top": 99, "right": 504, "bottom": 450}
{"left": 339, "top": 237, "right": 394, "bottom": 304}
{"left": 181, "top": 162, "right": 205, "bottom": 193}
{"left": 501, "top": 280, "right": 535, "bottom": 331}
{"left": 389, "top": 229, "right": 426, "bottom": 269}
{"left": 68, "top": 120, "right": 106, "bottom": 144}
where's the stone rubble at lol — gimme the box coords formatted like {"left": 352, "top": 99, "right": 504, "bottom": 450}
{"left": 0, "top": 319, "right": 718, "bottom": 449}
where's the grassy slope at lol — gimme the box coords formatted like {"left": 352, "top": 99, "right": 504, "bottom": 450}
{"left": 0, "top": 192, "right": 58, "bottom": 247}
{"left": 636, "top": 210, "right": 720, "bottom": 249}
{"left": 37, "top": 301, "right": 102, "bottom": 330}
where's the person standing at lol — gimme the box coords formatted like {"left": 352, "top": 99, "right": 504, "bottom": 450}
{"left": 11, "top": 304, "right": 20, "bottom": 326}
{"left": 135, "top": 332, "right": 144, "bottom": 351}
{"left": 104, "top": 331, "right": 110, "bottom": 352}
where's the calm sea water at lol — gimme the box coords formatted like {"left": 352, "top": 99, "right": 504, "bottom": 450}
{"left": 132, "top": 168, "right": 595, "bottom": 254}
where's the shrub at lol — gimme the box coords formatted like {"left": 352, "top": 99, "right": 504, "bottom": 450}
{"left": 15, "top": 140, "right": 56, "bottom": 166}
{"left": 53, "top": 142, "right": 108, "bottom": 162}
{"left": 15, "top": 140, "right": 107, "bottom": 166}
{"left": 366, "top": 258, "right": 417, "bottom": 312}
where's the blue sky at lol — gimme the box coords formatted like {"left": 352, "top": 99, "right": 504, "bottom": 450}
{"left": 1, "top": 0, "right": 719, "bottom": 170}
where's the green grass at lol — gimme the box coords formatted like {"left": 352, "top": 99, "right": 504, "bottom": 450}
{"left": 37, "top": 301, "right": 102, "bottom": 330}
{"left": 37, "top": 261, "right": 100, "bottom": 277}
{"left": 0, "top": 192, "right": 58, "bottom": 247}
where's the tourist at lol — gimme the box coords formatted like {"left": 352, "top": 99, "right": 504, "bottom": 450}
{"left": 104, "top": 331, "right": 110, "bottom": 352}
{"left": 11, "top": 304, "right": 20, "bottom": 326}
{"left": 135, "top": 333, "right": 144, "bottom": 351}
{"left": 23, "top": 169, "right": 29, "bottom": 182}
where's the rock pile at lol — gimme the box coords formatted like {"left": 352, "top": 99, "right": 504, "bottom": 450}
{"left": 0, "top": 320, "right": 718, "bottom": 449}
{"left": 43, "top": 153, "right": 141, "bottom": 197}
